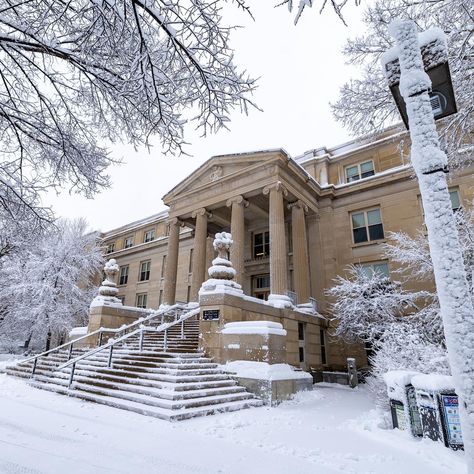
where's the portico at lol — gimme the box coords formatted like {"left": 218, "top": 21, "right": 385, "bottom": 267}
{"left": 162, "top": 150, "right": 317, "bottom": 307}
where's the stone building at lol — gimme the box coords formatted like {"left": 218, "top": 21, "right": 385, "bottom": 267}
{"left": 99, "top": 127, "right": 474, "bottom": 373}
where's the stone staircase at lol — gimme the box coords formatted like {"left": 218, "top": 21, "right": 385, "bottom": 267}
{"left": 6, "top": 317, "right": 263, "bottom": 421}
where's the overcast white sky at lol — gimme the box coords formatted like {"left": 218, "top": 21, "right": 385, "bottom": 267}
{"left": 46, "top": 3, "right": 366, "bottom": 233}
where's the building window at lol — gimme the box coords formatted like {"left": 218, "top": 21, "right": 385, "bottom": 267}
{"left": 188, "top": 249, "right": 194, "bottom": 273}
{"left": 298, "top": 322, "right": 305, "bottom": 341}
{"left": 139, "top": 260, "right": 151, "bottom": 281}
{"left": 136, "top": 293, "right": 147, "bottom": 308}
{"left": 124, "top": 236, "right": 134, "bottom": 249}
{"left": 253, "top": 231, "right": 270, "bottom": 259}
{"left": 117, "top": 295, "right": 125, "bottom": 305}
{"left": 252, "top": 274, "right": 270, "bottom": 300}
{"left": 299, "top": 347, "right": 305, "bottom": 363}
{"left": 161, "top": 255, "right": 167, "bottom": 279}
{"left": 186, "top": 286, "right": 191, "bottom": 303}
{"left": 449, "top": 189, "right": 461, "bottom": 211}
{"left": 320, "top": 329, "right": 327, "bottom": 365}
{"left": 351, "top": 208, "right": 384, "bottom": 244}
{"left": 119, "top": 265, "right": 129, "bottom": 285}
{"left": 345, "top": 160, "right": 375, "bottom": 183}
{"left": 298, "top": 322, "right": 306, "bottom": 364}
{"left": 106, "top": 242, "right": 115, "bottom": 254}
{"left": 144, "top": 229, "right": 155, "bottom": 243}
{"left": 359, "top": 261, "right": 390, "bottom": 279}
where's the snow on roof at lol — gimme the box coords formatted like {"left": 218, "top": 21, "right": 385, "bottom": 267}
{"left": 411, "top": 374, "right": 454, "bottom": 392}
{"left": 294, "top": 126, "right": 405, "bottom": 165}
{"left": 381, "top": 26, "right": 448, "bottom": 86}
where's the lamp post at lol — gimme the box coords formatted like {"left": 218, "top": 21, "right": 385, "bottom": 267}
{"left": 383, "top": 20, "right": 474, "bottom": 468}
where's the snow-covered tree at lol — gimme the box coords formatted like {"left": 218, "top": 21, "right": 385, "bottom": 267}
{"left": 367, "top": 321, "right": 450, "bottom": 413}
{"left": 384, "top": 205, "right": 474, "bottom": 287}
{"left": 326, "top": 265, "right": 424, "bottom": 343}
{"left": 0, "top": 218, "right": 103, "bottom": 352}
{"left": 327, "top": 264, "right": 445, "bottom": 412}
{"left": 331, "top": 0, "right": 473, "bottom": 168}
{"left": 0, "top": 0, "right": 257, "bottom": 229}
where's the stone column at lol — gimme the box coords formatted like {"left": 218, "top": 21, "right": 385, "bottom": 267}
{"left": 263, "top": 182, "right": 292, "bottom": 307}
{"left": 190, "top": 208, "right": 209, "bottom": 301}
{"left": 162, "top": 218, "right": 181, "bottom": 306}
{"left": 289, "top": 200, "right": 311, "bottom": 304}
{"left": 226, "top": 195, "right": 248, "bottom": 285}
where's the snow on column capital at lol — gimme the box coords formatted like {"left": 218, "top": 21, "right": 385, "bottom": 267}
{"left": 199, "top": 232, "right": 243, "bottom": 297}
{"left": 91, "top": 258, "right": 123, "bottom": 308}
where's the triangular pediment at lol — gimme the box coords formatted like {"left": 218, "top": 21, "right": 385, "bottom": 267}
{"left": 163, "top": 149, "right": 288, "bottom": 203}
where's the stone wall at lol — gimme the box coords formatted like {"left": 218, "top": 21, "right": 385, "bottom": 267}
{"left": 199, "top": 292, "right": 325, "bottom": 369}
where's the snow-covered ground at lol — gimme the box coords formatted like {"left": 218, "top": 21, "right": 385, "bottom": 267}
{"left": 0, "top": 375, "right": 466, "bottom": 474}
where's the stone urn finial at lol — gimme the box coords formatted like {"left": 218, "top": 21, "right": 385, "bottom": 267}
{"left": 91, "top": 259, "right": 122, "bottom": 307}
{"left": 208, "top": 232, "right": 236, "bottom": 280}
{"left": 199, "top": 232, "right": 243, "bottom": 297}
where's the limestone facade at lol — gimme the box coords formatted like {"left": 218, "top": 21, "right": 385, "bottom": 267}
{"left": 100, "top": 127, "right": 474, "bottom": 371}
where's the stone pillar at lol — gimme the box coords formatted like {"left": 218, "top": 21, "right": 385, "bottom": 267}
{"left": 289, "top": 200, "right": 311, "bottom": 304}
{"left": 162, "top": 218, "right": 181, "bottom": 306}
{"left": 263, "top": 182, "right": 292, "bottom": 307}
{"left": 190, "top": 208, "right": 209, "bottom": 301}
{"left": 226, "top": 195, "right": 248, "bottom": 285}
{"left": 205, "top": 236, "right": 214, "bottom": 279}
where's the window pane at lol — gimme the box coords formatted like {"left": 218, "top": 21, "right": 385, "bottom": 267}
{"left": 360, "top": 265, "right": 373, "bottom": 278}
{"left": 351, "top": 212, "right": 365, "bottom": 229}
{"left": 346, "top": 166, "right": 359, "bottom": 181}
{"left": 353, "top": 227, "right": 368, "bottom": 244}
{"left": 298, "top": 322, "right": 305, "bottom": 341}
{"left": 368, "top": 223, "right": 384, "bottom": 241}
{"left": 367, "top": 209, "right": 381, "bottom": 226}
{"left": 360, "top": 161, "right": 374, "bottom": 173}
{"left": 254, "top": 233, "right": 263, "bottom": 246}
{"left": 449, "top": 190, "right": 460, "bottom": 210}
{"left": 373, "top": 263, "right": 389, "bottom": 277}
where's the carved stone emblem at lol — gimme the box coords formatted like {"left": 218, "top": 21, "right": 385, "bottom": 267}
{"left": 210, "top": 165, "right": 223, "bottom": 182}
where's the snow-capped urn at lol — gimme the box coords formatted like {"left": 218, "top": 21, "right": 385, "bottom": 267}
{"left": 91, "top": 259, "right": 122, "bottom": 307}
{"left": 199, "top": 232, "right": 243, "bottom": 297}
{"left": 208, "top": 232, "right": 236, "bottom": 280}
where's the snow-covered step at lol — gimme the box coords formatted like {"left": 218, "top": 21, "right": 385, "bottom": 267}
{"left": 6, "top": 317, "right": 263, "bottom": 420}
{"left": 44, "top": 369, "right": 237, "bottom": 391}
{"left": 68, "top": 377, "right": 245, "bottom": 401}
{"left": 67, "top": 382, "right": 257, "bottom": 410}
{"left": 30, "top": 382, "right": 262, "bottom": 421}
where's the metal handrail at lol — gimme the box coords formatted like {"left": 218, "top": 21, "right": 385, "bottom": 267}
{"left": 20, "top": 302, "right": 193, "bottom": 375}
{"left": 58, "top": 307, "right": 200, "bottom": 388}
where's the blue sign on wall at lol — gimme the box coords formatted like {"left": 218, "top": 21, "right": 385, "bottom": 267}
{"left": 441, "top": 395, "right": 463, "bottom": 446}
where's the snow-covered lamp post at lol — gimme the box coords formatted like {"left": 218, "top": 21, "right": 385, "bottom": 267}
{"left": 382, "top": 20, "right": 474, "bottom": 467}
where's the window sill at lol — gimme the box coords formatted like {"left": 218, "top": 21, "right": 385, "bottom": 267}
{"left": 117, "top": 284, "right": 127, "bottom": 288}
{"left": 351, "top": 239, "right": 386, "bottom": 249}
{"left": 137, "top": 280, "right": 150, "bottom": 284}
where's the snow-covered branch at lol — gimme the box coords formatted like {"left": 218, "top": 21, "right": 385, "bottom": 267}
{"left": 0, "top": 0, "right": 257, "bottom": 228}
{"left": 332, "top": 0, "right": 474, "bottom": 169}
